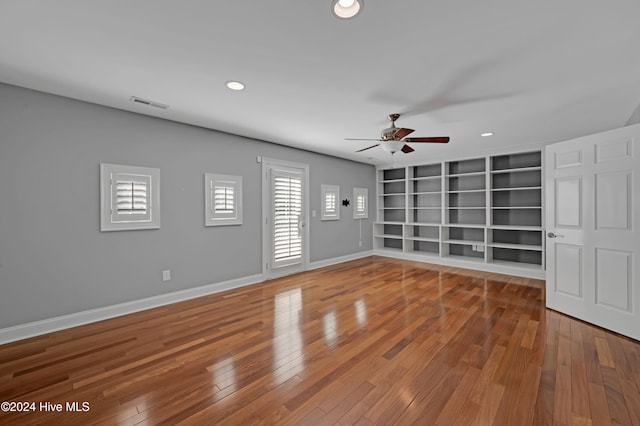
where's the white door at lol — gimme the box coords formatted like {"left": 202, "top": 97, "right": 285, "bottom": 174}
{"left": 545, "top": 124, "right": 640, "bottom": 341}
{"left": 262, "top": 158, "right": 309, "bottom": 279}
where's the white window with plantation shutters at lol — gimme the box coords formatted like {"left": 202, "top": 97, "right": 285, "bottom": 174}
{"left": 321, "top": 184, "right": 340, "bottom": 221}
{"left": 100, "top": 164, "right": 160, "bottom": 231}
{"left": 273, "top": 171, "right": 303, "bottom": 266}
{"left": 353, "top": 187, "right": 368, "bottom": 219}
{"left": 205, "top": 173, "right": 242, "bottom": 226}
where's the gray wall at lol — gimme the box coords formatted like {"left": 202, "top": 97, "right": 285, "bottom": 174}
{"left": 0, "top": 83, "right": 375, "bottom": 329}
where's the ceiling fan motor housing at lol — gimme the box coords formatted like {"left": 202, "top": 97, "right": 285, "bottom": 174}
{"left": 381, "top": 126, "right": 398, "bottom": 140}
{"left": 381, "top": 113, "right": 401, "bottom": 140}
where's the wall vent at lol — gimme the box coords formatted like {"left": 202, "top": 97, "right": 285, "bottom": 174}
{"left": 129, "top": 96, "right": 169, "bottom": 110}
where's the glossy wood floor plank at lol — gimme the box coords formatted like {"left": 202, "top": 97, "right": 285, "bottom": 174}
{"left": 1, "top": 256, "right": 639, "bottom": 425}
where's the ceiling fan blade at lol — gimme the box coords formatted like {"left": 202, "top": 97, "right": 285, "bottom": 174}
{"left": 356, "top": 144, "right": 380, "bottom": 152}
{"left": 403, "top": 136, "right": 450, "bottom": 143}
{"left": 401, "top": 144, "right": 414, "bottom": 153}
{"left": 393, "top": 128, "right": 414, "bottom": 139}
{"left": 345, "top": 138, "right": 382, "bottom": 141}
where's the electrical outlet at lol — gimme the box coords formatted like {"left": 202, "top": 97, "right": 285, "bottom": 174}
{"left": 359, "top": 241, "right": 362, "bottom": 247}
{"left": 312, "top": 210, "right": 316, "bottom": 218}
{"left": 162, "top": 269, "right": 171, "bottom": 282}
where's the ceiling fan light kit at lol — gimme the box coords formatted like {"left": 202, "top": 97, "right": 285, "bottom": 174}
{"left": 381, "top": 140, "right": 404, "bottom": 154}
{"left": 332, "top": 0, "right": 363, "bottom": 19}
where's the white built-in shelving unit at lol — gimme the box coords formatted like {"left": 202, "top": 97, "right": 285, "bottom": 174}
{"left": 374, "top": 150, "right": 544, "bottom": 278}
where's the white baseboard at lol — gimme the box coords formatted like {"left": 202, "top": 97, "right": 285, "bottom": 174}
{"left": 0, "top": 274, "right": 263, "bottom": 345}
{"left": 308, "top": 250, "right": 373, "bottom": 270}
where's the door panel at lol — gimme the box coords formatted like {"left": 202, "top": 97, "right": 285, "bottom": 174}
{"left": 554, "top": 244, "right": 583, "bottom": 298}
{"left": 262, "top": 159, "right": 309, "bottom": 279}
{"left": 595, "top": 248, "right": 632, "bottom": 312}
{"left": 555, "top": 177, "right": 582, "bottom": 228}
{"left": 545, "top": 124, "right": 640, "bottom": 341}
{"left": 595, "top": 172, "right": 630, "bottom": 230}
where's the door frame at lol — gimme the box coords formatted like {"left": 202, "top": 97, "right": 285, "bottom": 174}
{"left": 261, "top": 157, "right": 310, "bottom": 280}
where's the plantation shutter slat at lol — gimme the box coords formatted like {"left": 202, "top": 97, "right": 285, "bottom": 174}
{"left": 214, "top": 186, "right": 235, "bottom": 214}
{"left": 273, "top": 174, "right": 303, "bottom": 264}
{"left": 325, "top": 192, "right": 336, "bottom": 214}
{"left": 116, "top": 180, "right": 148, "bottom": 214}
{"left": 356, "top": 194, "right": 365, "bottom": 213}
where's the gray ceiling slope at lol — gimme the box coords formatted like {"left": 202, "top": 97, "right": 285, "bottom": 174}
{"left": 1, "top": 1, "right": 640, "bottom": 165}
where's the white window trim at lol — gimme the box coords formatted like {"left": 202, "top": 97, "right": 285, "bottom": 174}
{"left": 353, "top": 187, "right": 368, "bottom": 219}
{"left": 321, "top": 184, "right": 340, "bottom": 221}
{"left": 100, "top": 163, "right": 160, "bottom": 232}
{"left": 205, "top": 173, "right": 243, "bottom": 226}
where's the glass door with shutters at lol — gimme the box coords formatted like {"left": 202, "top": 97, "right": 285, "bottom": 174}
{"left": 263, "top": 159, "right": 309, "bottom": 279}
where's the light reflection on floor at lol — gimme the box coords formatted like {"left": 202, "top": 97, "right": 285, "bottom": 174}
{"left": 323, "top": 310, "right": 338, "bottom": 347}
{"left": 211, "top": 355, "right": 237, "bottom": 393}
{"left": 355, "top": 298, "right": 367, "bottom": 328}
{"left": 272, "top": 288, "right": 304, "bottom": 384}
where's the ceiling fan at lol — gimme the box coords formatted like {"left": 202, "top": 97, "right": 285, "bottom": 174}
{"left": 346, "top": 113, "right": 449, "bottom": 154}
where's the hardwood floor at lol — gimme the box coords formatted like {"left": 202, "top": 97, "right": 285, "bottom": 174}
{"left": 1, "top": 256, "right": 639, "bottom": 425}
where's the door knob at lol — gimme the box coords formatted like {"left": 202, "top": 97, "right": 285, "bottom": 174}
{"left": 547, "top": 232, "right": 564, "bottom": 238}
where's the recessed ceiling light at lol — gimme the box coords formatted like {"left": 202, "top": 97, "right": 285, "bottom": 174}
{"left": 481, "top": 132, "right": 494, "bottom": 137}
{"left": 225, "top": 81, "right": 245, "bottom": 91}
{"left": 332, "top": 0, "right": 363, "bottom": 19}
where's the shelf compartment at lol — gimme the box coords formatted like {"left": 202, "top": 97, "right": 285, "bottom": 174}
{"left": 445, "top": 226, "right": 484, "bottom": 242}
{"left": 409, "top": 240, "right": 440, "bottom": 255}
{"left": 383, "top": 209, "right": 406, "bottom": 222}
{"left": 383, "top": 238, "right": 403, "bottom": 250}
{"left": 444, "top": 243, "right": 485, "bottom": 260}
{"left": 410, "top": 209, "right": 441, "bottom": 224}
{"left": 448, "top": 191, "right": 486, "bottom": 208}
{"left": 382, "top": 168, "right": 406, "bottom": 181}
{"left": 447, "top": 209, "right": 486, "bottom": 225}
{"left": 447, "top": 158, "right": 486, "bottom": 175}
{"left": 492, "top": 188, "right": 541, "bottom": 208}
{"left": 492, "top": 170, "right": 541, "bottom": 189}
{"left": 411, "top": 178, "right": 441, "bottom": 193}
{"left": 448, "top": 175, "right": 486, "bottom": 192}
{"left": 491, "top": 151, "right": 541, "bottom": 171}
{"left": 380, "top": 223, "right": 403, "bottom": 236}
{"left": 411, "top": 192, "right": 441, "bottom": 208}
{"left": 406, "top": 224, "right": 439, "bottom": 240}
{"left": 492, "top": 209, "right": 541, "bottom": 227}
{"left": 383, "top": 195, "right": 405, "bottom": 209}
{"left": 490, "top": 228, "right": 542, "bottom": 247}
{"left": 491, "top": 247, "right": 542, "bottom": 265}
{"left": 412, "top": 163, "right": 442, "bottom": 179}
{"left": 382, "top": 181, "right": 405, "bottom": 194}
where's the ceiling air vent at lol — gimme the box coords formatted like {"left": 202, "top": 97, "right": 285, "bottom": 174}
{"left": 129, "top": 96, "right": 169, "bottom": 110}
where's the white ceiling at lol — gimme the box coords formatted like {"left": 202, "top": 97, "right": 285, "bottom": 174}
{"left": 2, "top": 1, "right": 640, "bottom": 165}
